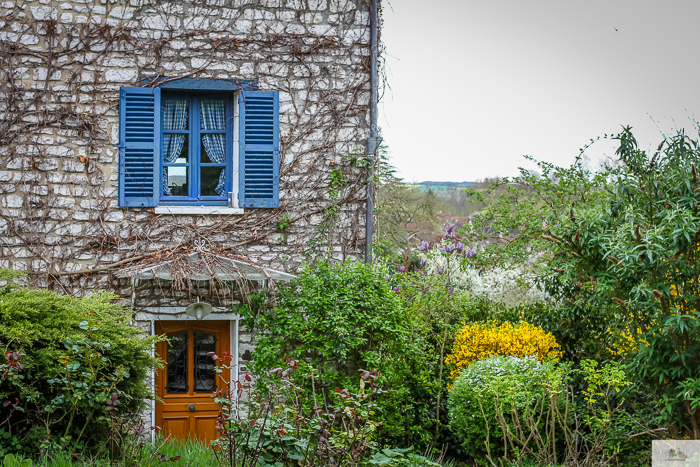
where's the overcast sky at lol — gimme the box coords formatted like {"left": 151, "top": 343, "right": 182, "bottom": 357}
{"left": 379, "top": 0, "right": 700, "bottom": 182}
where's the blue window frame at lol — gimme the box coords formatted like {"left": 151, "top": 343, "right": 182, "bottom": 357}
{"left": 160, "top": 92, "right": 234, "bottom": 206}
{"left": 118, "top": 82, "right": 280, "bottom": 209}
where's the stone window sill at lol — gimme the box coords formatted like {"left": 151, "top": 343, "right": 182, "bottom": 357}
{"left": 154, "top": 206, "right": 244, "bottom": 215}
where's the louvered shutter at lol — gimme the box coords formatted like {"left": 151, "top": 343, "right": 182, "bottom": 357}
{"left": 238, "top": 90, "right": 279, "bottom": 208}
{"left": 118, "top": 87, "right": 161, "bottom": 207}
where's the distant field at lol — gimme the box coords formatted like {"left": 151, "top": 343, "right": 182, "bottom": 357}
{"left": 405, "top": 181, "right": 479, "bottom": 191}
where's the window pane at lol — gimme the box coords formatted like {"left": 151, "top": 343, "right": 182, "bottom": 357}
{"left": 200, "top": 139, "right": 210, "bottom": 163}
{"left": 200, "top": 134, "right": 225, "bottom": 164}
{"left": 163, "top": 133, "right": 188, "bottom": 164}
{"left": 163, "top": 100, "right": 189, "bottom": 131}
{"left": 166, "top": 332, "right": 188, "bottom": 394}
{"left": 194, "top": 332, "right": 217, "bottom": 393}
{"left": 201, "top": 166, "right": 225, "bottom": 197}
{"left": 200, "top": 100, "right": 226, "bottom": 131}
{"left": 165, "top": 166, "right": 188, "bottom": 197}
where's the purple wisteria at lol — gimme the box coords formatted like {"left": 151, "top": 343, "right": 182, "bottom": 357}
{"left": 414, "top": 223, "right": 476, "bottom": 260}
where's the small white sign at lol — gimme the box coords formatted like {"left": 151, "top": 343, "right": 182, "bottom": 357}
{"left": 653, "top": 440, "right": 700, "bottom": 467}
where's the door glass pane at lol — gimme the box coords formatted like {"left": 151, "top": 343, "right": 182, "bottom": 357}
{"left": 200, "top": 166, "right": 225, "bottom": 197}
{"left": 166, "top": 332, "right": 188, "bottom": 394}
{"left": 165, "top": 166, "right": 188, "bottom": 197}
{"left": 194, "top": 332, "right": 217, "bottom": 393}
{"left": 163, "top": 100, "right": 189, "bottom": 131}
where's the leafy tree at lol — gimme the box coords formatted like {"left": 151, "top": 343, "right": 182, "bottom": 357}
{"left": 461, "top": 153, "right": 610, "bottom": 360}
{"left": 376, "top": 180, "right": 445, "bottom": 270}
{"left": 462, "top": 128, "right": 700, "bottom": 438}
{"left": 374, "top": 152, "right": 449, "bottom": 269}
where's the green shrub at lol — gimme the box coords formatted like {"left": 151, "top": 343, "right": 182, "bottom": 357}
{"left": 448, "top": 355, "right": 558, "bottom": 463}
{"left": 212, "top": 357, "right": 384, "bottom": 467}
{"left": 461, "top": 129, "right": 700, "bottom": 437}
{"left": 2, "top": 454, "right": 32, "bottom": 467}
{"left": 367, "top": 447, "right": 441, "bottom": 466}
{"left": 238, "top": 259, "right": 422, "bottom": 449}
{"left": 386, "top": 266, "right": 505, "bottom": 456}
{"left": 0, "top": 272, "right": 160, "bottom": 455}
{"left": 240, "top": 259, "right": 409, "bottom": 391}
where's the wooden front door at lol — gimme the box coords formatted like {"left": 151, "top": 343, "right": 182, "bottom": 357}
{"left": 155, "top": 320, "right": 230, "bottom": 442}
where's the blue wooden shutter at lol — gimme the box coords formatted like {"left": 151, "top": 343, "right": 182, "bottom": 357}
{"left": 238, "top": 90, "right": 279, "bottom": 208}
{"left": 118, "top": 87, "right": 161, "bottom": 207}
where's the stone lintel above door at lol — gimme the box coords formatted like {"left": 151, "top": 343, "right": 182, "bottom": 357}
{"left": 135, "top": 307, "right": 241, "bottom": 321}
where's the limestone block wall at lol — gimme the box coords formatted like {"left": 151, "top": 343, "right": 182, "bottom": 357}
{"left": 0, "top": 0, "right": 374, "bottom": 297}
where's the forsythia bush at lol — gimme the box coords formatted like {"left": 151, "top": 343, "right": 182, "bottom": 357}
{"left": 445, "top": 320, "right": 561, "bottom": 381}
{"left": 608, "top": 326, "right": 646, "bottom": 357}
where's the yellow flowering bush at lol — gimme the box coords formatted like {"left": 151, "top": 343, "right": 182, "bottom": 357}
{"left": 607, "top": 310, "right": 655, "bottom": 357}
{"left": 445, "top": 320, "right": 561, "bottom": 381}
{"left": 608, "top": 325, "right": 649, "bottom": 357}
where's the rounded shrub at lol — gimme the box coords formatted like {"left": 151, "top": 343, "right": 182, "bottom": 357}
{"left": 448, "top": 355, "right": 559, "bottom": 463}
{"left": 0, "top": 273, "right": 160, "bottom": 455}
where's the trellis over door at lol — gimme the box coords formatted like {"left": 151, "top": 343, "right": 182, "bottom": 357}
{"left": 155, "top": 321, "right": 230, "bottom": 442}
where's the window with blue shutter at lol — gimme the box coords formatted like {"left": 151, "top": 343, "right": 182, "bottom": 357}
{"left": 159, "top": 92, "right": 233, "bottom": 205}
{"left": 118, "top": 87, "right": 161, "bottom": 207}
{"left": 118, "top": 84, "right": 279, "bottom": 209}
{"left": 238, "top": 90, "right": 280, "bottom": 208}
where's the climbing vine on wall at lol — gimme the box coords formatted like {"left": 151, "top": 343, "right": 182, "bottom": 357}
{"left": 0, "top": 0, "right": 383, "bottom": 301}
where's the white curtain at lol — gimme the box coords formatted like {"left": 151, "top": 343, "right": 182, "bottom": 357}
{"left": 162, "top": 100, "right": 188, "bottom": 196}
{"left": 200, "top": 100, "right": 226, "bottom": 196}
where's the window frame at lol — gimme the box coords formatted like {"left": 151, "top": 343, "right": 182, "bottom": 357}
{"left": 118, "top": 80, "right": 279, "bottom": 210}
{"left": 159, "top": 91, "right": 235, "bottom": 207}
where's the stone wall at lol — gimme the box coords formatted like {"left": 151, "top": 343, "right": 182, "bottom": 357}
{"left": 0, "top": 0, "right": 373, "bottom": 298}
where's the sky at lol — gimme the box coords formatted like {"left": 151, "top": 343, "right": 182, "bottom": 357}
{"left": 379, "top": 0, "right": 700, "bottom": 182}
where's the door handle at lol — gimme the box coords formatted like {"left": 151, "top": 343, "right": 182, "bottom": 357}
{"left": 188, "top": 404, "right": 195, "bottom": 412}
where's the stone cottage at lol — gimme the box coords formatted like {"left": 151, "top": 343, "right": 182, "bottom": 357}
{"left": 0, "top": 0, "right": 380, "bottom": 441}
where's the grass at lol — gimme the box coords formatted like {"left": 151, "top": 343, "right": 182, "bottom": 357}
{"left": 19, "top": 438, "right": 216, "bottom": 466}
{"left": 7, "top": 438, "right": 460, "bottom": 466}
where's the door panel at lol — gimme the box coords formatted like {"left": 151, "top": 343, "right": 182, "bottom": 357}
{"left": 194, "top": 416, "right": 218, "bottom": 441}
{"left": 155, "top": 320, "right": 230, "bottom": 443}
{"left": 162, "top": 417, "right": 190, "bottom": 439}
